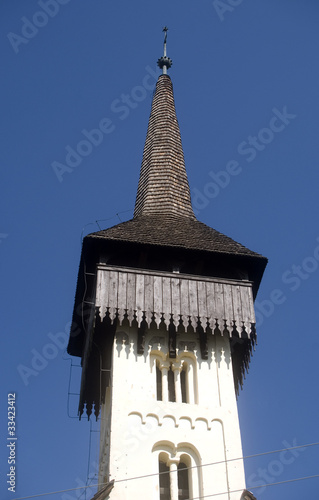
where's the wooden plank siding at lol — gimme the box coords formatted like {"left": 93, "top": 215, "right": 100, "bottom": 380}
{"left": 95, "top": 266, "right": 256, "bottom": 337}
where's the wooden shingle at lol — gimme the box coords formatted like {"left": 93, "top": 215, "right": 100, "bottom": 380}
{"left": 134, "top": 74, "right": 195, "bottom": 219}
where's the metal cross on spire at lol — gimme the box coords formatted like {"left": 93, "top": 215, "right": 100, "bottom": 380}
{"left": 157, "top": 26, "right": 173, "bottom": 74}
{"left": 163, "top": 26, "right": 168, "bottom": 54}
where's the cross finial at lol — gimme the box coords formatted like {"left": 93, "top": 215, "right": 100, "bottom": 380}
{"left": 163, "top": 26, "right": 168, "bottom": 47}
{"left": 157, "top": 26, "right": 173, "bottom": 75}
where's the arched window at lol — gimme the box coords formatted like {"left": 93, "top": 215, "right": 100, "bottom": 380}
{"left": 180, "top": 365, "right": 187, "bottom": 403}
{"left": 156, "top": 360, "right": 163, "bottom": 401}
{"left": 178, "top": 461, "right": 189, "bottom": 500}
{"left": 156, "top": 451, "right": 195, "bottom": 500}
{"left": 154, "top": 443, "right": 202, "bottom": 500}
{"left": 151, "top": 353, "right": 197, "bottom": 405}
{"left": 159, "top": 460, "right": 171, "bottom": 500}
{"left": 168, "top": 365, "right": 175, "bottom": 402}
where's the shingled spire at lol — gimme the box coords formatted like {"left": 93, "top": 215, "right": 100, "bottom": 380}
{"left": 134, "top": 74, "right": 196, "bottom": 220}
{"left": 75, "top": 59, "right": 267, "bottom": 266}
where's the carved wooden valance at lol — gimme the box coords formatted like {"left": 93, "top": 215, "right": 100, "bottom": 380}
{"left": 96, "top": 265, "right": 256, "bottom": 337}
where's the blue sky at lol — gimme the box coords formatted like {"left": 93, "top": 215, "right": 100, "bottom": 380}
{"left": 1, "top": 1, "right": 319, "bottom": 499}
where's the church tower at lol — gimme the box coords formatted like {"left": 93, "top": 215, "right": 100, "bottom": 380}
{"left": 68, "top": 31, "right": 267, "bottom": 500}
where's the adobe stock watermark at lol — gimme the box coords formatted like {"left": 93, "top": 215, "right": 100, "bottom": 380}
{"left": 112, "top": 399, "right": 167, "bottom": 471}
{"left": 51, "top": 64, "right": 161, "bottom": 183}
{"left": 7, "top": 0, "right": 72, "bottom": 55}
{"left": 61, "top": 460, "right": 99, "bottom": 500}
{"left": 213, "top": 0, "right": 244, "bottom": 22}
{"left": 17, "top": 320, "right": 73, "bottom": 386}
{"left": 255, "top": 236, "right": 319, "bottom": 327}
{"left": 191, "top": 106, "right": 297, "bottom": 215}
{"left": 247, "top": 438, "right": 306, "bottom": 496}
{"left": 17, "top": 300, "right": 91, "bottom": 385}
{"left": 0, "top": 233, "right": 8, "bottom": 244}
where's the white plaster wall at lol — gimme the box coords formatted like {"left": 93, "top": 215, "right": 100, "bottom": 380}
{"left": 99, "top": 324, "right": 246, "bottom": 500}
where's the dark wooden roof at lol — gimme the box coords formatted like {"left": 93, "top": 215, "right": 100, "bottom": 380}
{"left": 88, "top": 214, "right": 263, "bottom": 258}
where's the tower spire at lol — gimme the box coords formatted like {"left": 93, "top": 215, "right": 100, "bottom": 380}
{"left": 133, "top": 73, "right": 196, "bottom": 219}
{"left": 157, "top": 26, "right": 173, "bottom": 74}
